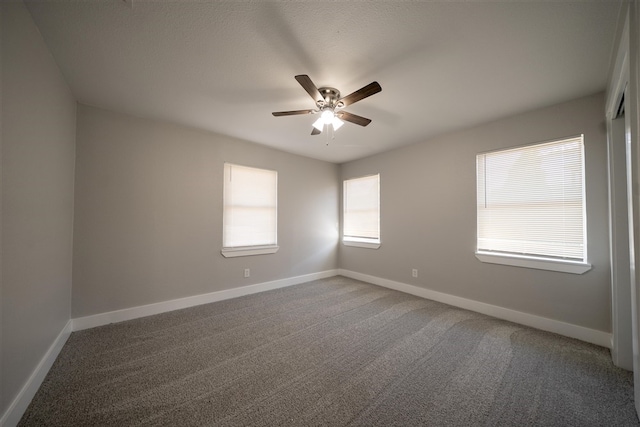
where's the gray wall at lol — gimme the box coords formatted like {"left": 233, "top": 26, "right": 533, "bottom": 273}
{"left": 1, "top": 1, "right": 76, "bottom": 417}
{"left": 339, "top": 92, "right": 611, "bottom": 332}
{"left": 72, "top": 104, "right": 339, "bottom": 318}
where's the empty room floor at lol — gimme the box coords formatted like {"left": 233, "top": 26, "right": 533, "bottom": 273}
{"left": 19, "top": 276, "right": 638, "bottom": 426}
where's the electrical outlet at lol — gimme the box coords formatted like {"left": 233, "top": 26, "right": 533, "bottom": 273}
{"left": 244, "top": 268, "right": 250, "bottom": 278}
{"left": 412, "top": 269, "right": 418, "bottom": 278}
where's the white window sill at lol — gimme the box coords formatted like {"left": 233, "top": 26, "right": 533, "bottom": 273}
{"left": 221, "top": 245, "right": 279, "bottom": 258}
{"left": 475, "top": 251, "right": 591, "bottom": 274}
{"left": 343, "top": 239, "right": 381, "bottom": 249}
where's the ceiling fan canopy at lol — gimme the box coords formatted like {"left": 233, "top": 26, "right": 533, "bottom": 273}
{"left": 272, "top": 75, "right": 381, "bottom": 135}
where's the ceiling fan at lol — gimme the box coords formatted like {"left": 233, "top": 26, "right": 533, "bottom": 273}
{"left": 272, "top": 75, "right": 382, "bottom": 135}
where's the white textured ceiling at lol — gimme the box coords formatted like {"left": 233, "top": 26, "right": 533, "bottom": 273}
{"left": 25, "top": 1, "right": 622, "bottom": 163}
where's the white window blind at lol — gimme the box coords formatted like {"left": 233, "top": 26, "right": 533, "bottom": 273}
{"left": 344, "top": 174, "right": 380, "bottom": 242}
{"left": 223, "top": 163, "right": 277, "bottom": 249}
{"left": 476, "top": 135, "right": 586, "bottom": 261}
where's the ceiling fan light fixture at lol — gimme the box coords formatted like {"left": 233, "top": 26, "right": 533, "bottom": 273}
{"left": 332, "top": 116, "right": 344, "bottom": 130}
{"left": 321, "top": 109, "right": 335, "bottom": 124}
{"left": 312, "top": 117, "right": 325, "bottom": 131}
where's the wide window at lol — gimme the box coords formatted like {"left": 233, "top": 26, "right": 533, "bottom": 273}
{"left": 476, "top": 135, "right": 590, "bottom": 273}
{"left": 222, "top": 163, "right": 278, "bottom": 258}
{"left": 343, "top": 174, "right": 380, "bottom": 249}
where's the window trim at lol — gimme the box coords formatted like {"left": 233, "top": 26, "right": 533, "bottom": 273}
{"left": 221, "top": 245, "right": 279, "bottom": 258}
{"left": 342, "top": 237, "right": 381, "bottom": 249}
{"left": 475, "top": 251, "right": 591, "bottom": 274}
{"left": 475, "top": 135, "right": 588, "bottom": 273}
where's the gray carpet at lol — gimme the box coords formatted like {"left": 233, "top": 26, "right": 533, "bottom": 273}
{"left": 19, "top": 276, "right": 639, "bottom": 426}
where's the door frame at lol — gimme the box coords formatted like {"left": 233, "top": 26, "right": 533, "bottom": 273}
{"left": 606, "top": 1, "right": 640, "bottom": 415}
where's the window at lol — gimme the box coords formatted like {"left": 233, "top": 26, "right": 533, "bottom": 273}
{"left": 476, "top": 135, "right": 590, "bottom": 274}
{"left": 343, "top": 174, "right": 380, "bottom": 249}
{"left": 222, "top": 163, "right": 278, "bottom": 258}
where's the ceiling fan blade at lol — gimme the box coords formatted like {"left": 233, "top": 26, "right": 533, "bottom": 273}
{"left": 311, "top": 127, "right": 321, "bottom": 135}
{"left": 338, "top": 81, "right": 382, "bottom": 107}
{"left": 338, "top": 111, "right": 372, "bottom": 127}
{"left": 295, "top": 75, "right": 324, "bottom": 103}
{"left": 272, "top": 109, "right": 315, "bottom": 116}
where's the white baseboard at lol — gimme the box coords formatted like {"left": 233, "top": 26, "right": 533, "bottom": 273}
{"left": 72, "top": 269, "right": 339, "bottom": 331}
{"left": 338, "top": 269, "right": 611, "bottom": 348}
{"left": 1, "top": 320, "right": 72, "bottom": 427}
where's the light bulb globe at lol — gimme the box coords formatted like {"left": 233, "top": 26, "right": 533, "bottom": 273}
{"left": 312, "top": 117, "right": 324, "bottom": 132}
{"left": 321, "top": 109, "right": 334, "bottom": 124}
{"left": 332, "top": 117, "right": 344, "bottom": 130}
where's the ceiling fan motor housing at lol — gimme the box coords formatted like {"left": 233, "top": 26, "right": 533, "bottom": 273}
{"left": 317, "top": 87, "right": 342, "bottom": 109}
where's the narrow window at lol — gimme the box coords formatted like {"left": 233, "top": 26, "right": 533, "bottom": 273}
{"left": 476, "top": 135, "right": 589, "bottom": 273}
{"left": 343, "top": 174, "right": 380, "bottom": 249}
{"left": 222, "top": 163, "right": 278, "bottom": 258}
